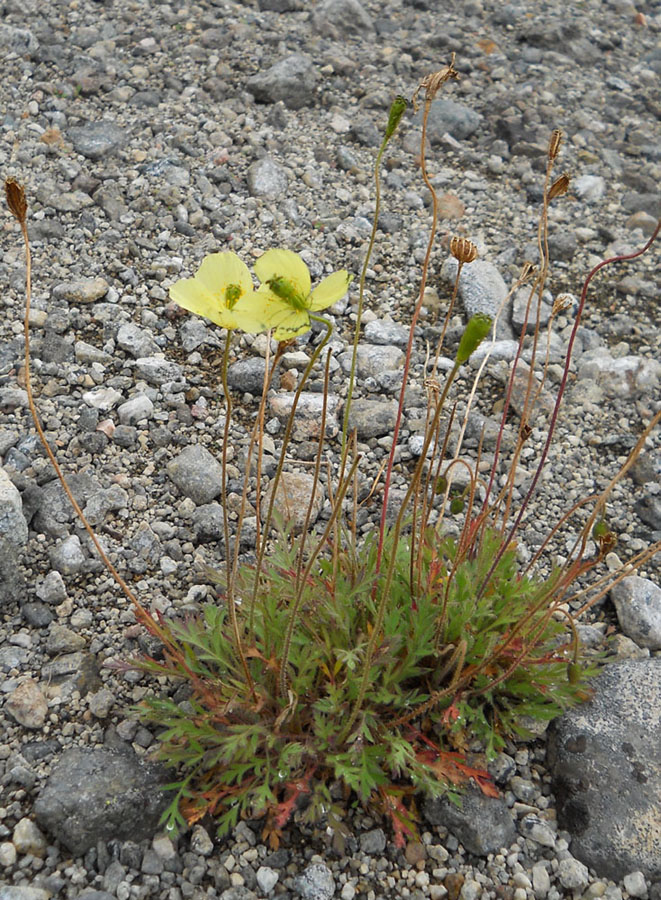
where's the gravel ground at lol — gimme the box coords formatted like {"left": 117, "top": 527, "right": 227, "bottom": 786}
{"left": 1, "top": 0, "right": 660, "bottom": 898}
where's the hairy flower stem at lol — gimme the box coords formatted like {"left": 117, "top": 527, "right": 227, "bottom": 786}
{"left": 249, "top": 316, "right": 333, "bottom": 619}
{"left": 279, "top": 454, "right": 361, "bottom": 699}
{"left": 341, "top": 96, "right": 407, "bottom": 465}
{"left": 341, "top": 360, "right": 462, "bottom": 742}
{"left": 476, "top": 220, "right": 660, "bottom": 600}
{"left": 218, "top": 332, "right": 257, "bottom": 703}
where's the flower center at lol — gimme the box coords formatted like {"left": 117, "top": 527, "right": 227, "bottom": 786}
{"left": 224, "top": 283, "right": 242, "bottom": 309}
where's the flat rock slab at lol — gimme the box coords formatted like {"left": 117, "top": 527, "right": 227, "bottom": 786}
{"left": 33, "top": 747, "right": 168, "bottom": 856}
{"left": 547, "top": 659, "right": 661, "bottom": 882}
{"left": 422, "top": 784, "right": 517, "bottom": 856}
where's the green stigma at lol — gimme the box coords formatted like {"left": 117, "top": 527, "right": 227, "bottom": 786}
{"left": 225, "top": 283, "right": 242, "bottom": 309}
{"left": 267, "top": 276, "right": 307, "bottom": 310}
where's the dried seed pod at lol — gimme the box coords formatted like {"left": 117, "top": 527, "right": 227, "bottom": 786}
{"left": 547, "top": 173, "right": 570, "bottom": 201}
{"left": 5, "top": 177, "right": 27, "bottom": 223}
{"left": 412, "top": 54, "right": 460, "bottom": 110}
{"left": 548, "top": 129, "right": 563, "bottom": 161}
{"left": 450, "top": 236, "right": 478, "bottom": 264}
{"left": 520, "top": 261, "right": 537, "bottom": 282}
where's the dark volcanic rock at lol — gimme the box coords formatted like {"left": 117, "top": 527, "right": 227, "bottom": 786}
{"left": 547, "top": 659, "right": 661, "bottom": 881}
{"left": 34, "top": 747, "right": 168, "bottom": 856}
{"left": 422, "top": 784, "right": 517, "bottom": 855}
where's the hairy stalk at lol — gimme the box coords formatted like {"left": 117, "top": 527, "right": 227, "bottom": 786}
{"left": 476, "top": 220, "right": 660, "bottom": 601}
{"left": 249, "top": 316, "right": 333, "bottom": 617}
{"left": 295, "top": 349, "right": 332, "bottom": 589}
{"left": 278, "top": 454, "right": 361, "bottom": 699}
{"left": 218, "top": 332, "right": 257, "bottom": 702}
{"left": 341, "top": 95, "right": 407, "bottom": 458}
{"left": 341, "top": 359, "right": 462, "bottom": 741}
{"left": 376, "top": 60, "right": 459, "bottom": 576}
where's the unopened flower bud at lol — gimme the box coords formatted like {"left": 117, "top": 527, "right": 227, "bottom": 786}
{"left": 547, "top": 173, "right": 570, "bottom": 201}
{"left": 455, "top": 313, "right": 492, "bottom": 365}
{"left": 385, "top": 95, "right": 408, "bottom": 141}
{"left": 5, "top": 177, "right": 27, "bottom": 223}
{"left": 450, "top": 236, "right": 478, "bottom": 264}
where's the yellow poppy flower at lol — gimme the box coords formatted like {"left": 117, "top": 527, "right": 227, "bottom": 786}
{"left": 169, "top": 251, "right": 267, "bottom": 333}
{"left": 253, "top": 248, "right": 352, "bottom": 341}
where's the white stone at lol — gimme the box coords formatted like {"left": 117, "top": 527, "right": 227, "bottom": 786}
{"left": 257, "top": 866, "right": 280, "bottom": 895}
{"left": 0, "top": 841, "right": 17, "bottom": 867}
{"left": 0, "top": 467, "right": 28, "bottom": 547}
{"left": 622, "top": 871, "right": 648, "bottom": 898}
{"left": 12, "top": 818, "right": 47, "bottom": 857}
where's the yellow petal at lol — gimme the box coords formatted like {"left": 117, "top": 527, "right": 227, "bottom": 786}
{"left": 169, "top": 276, "right": 236, "bottom": 330}
{"left": 254, "top": 287, "right": 311, "bottom": 340}
{"left": 196, "top": 251, "right": 253, "bottom": 297}
{"left": 254, "top": 249, "right": 311, "bottom": 299}
{"left": 309, "top": 270, "right": 353, "bottom": 311}
{"left": 230, "top": 292, "right": 272, "bottom": 334}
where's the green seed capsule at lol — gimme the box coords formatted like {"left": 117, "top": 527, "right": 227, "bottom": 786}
{"left": 434, "top": 476, "right": 448, "bottom": 495}
{"left": 455, "top": 313, "right": 493, "bottom": 365}
{"left": 450, "top": 497, "right": 464, "bottom": 515}
{"left": 567, "top": 663, "right": 582, "bottom": 685}
{"left": 592, "top": 520, "right": 609, "bottom": 541}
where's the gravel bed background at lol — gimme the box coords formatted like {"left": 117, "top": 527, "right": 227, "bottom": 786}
{"left": 1, "top": 0, "right": 660, "bottom": 899}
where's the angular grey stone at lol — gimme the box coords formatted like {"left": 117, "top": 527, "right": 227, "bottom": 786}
{"left": 342, "top": 344, "right": 404, "bottom": 379}
{"left": 5, "top": 679, "right": 48, "bottom": 729}
{"left": 117, "top": 394, "right": 154, "bottom": 426}
{"left": 345, "top": 399, "right": 398, "bottom": 439}
{"left": 578, "top": 355, "right": 661, "bottom": 399}
{"left": 364, "top": 320, "right": 409, "bottom": 347}
{"left": 294, "top": 863, "right": 335, "bottom": 900}
{"left": 227, "top": 357, "right": 278, "bottom": 395}
{"left": 49, "top": 534, "right": 86, "bottom": 575}
{"left": 32, "top": 473, "right": 100, "bottom": 537}
{"left": 247, "top": 54, "right": 317, "bottom": 110}
{"left": 46, "top": 624, "right": 86, "bottom": 655}
{"left": 0, "top": 24, "right": 39, "bottom": 55}
{"left": 547, "top": 659, "right": 661, "bottom": 881}
{"left": 359, "top": 827, "right": 386, "bottom": 854}
{"left": 413, "top": 99, "right": 483, "bottom": 143}
{"left": 635, "top": 483, "right": 661, "bottom": 531}
{"left": 423, "top": 785, "right": 516, "bottom": 855}
{"left": 33, "top": 747, "right": 168, "bottom": 856}
{"left": 68, "top": 121, "right": 128, "bottom": 160}
{"left": 167, "top": 445, "right": 223, "bottom": 505}
{"left": 511, "top": 287, "right": 553, "bottom": 336}
{"left": 134, "top": 357, "right": 185, "bottom": 387}
{"left": 247, "top": 158, "right": 289, "bottom": 200}
{"left": 442, "top": 258, "right": 510, "bottom": 325}
{"left": 191, "top": 503, "right": 224, "bottom": 544}
{"left": 83, "top": 485, "right": 129, "bottom": 526}
{"left": 0, "top": 889, "right": 51, "bottom": 900}
{"left": 611, "top": 576, "right": 661, "bottom": 650}
{"left": 117, "top": 323, "right": 160, "bottom": 358}
{"left": 0, "top": 468, "right": 28, "bottom": 547}
{"left": 0, "top": 537, "right": 27, "bottom": 606}
{"left": 311, "top": 0, "right": 374, "bottom": 38}
{"left": 36, "top": 570, "right": 67, "bottom": 605}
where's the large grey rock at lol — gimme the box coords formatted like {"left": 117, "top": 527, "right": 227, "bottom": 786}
{"left": 412, "top": 99, "right": 483, "bottom": 143}
{"left": 33, "top": 747, "right": 168, "bottom": 856}
{"left": 68, "top": 121, "right": 128, "bottom": 160}
{"left": 611, "top": 576, "right": 661, "bottom": 650}
{"left": 442, "top": 258, "right": 511, "bottom": 338}
{"left": 294, "top": 863, "right": 335, "bottom": 900}
{"left": 167, "top": 444, "right": 223, "bottom": 505}
{"left": 345, "top": 399, "right": 398, "bottom": 439}
{"left": 0, "top": 467, "right": 28, "bottom": 547}
{"left": 578, "top": 354, "right": 661, "bottom": 399}
{"left": 311, "top": 0, "right": 374, "bottom": 39}
{"left": 422, "top": 784, "right": 517, "bottom": 855}
{"left": 547, "top": 659, "right": 661, "bottom": 881}
{"left": 263, "top": 472, "right": 324, "bottom": 534}
{"left": 247, "top": 54, "right": 317, "bottom": 110}
{"left": 0, "top": 24, "right": 39, "bottom": 55}
{"left": 635, "top": 483, "right": 661, "bottom": 531}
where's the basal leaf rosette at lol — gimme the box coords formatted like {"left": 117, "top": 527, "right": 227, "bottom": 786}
{"left": 169, "top": 251, "right": 268, "bottom": 333}
{"left": 253, "top": 248, "right": 352, "bottom": 341}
